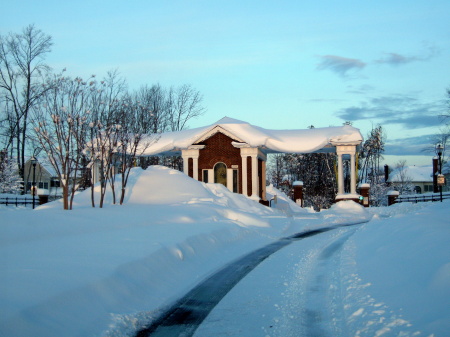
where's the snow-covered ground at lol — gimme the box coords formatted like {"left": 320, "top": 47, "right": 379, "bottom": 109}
{"left": 1, "top": 166, "right": 448, "bottom": 337}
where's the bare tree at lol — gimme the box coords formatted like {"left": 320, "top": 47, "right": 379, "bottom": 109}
{"left": 89, "top": 122, "right": 122, "bottom": 207}
{"left": 267, "top": 154, "right": 286, "bottom": 189}
{"left": 85, "top": 70, "right": 127, "bottom": 207}
{"left": 394, "top": 160, "right": 414, "bottom": 194}
{"left": 112, "top": 94, "right": 157, "bottom": 204}
{"left": 166, "top": 84, "right": 205, "bottom": 132}
{"left": 0, "top": 25, "right": 52, "bottom": 181}
{"left": 31, "top": 73, "right": 92, "bottom": 210}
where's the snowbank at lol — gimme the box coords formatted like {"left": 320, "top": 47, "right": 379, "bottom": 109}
{"left": 346, "top": 201, "right": 450, "bottom": 336}
{"left": 0, "top": 166, "right": 286, "bottom": 337}
{"left": 1, "top": 166, "right": 449, "bottom": 337}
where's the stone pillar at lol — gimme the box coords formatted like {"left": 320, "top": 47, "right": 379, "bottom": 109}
{"left": 387, "top": 191, "right": 400, "bottom": 206}
{"left": 293, "top": 181, "right": 303, "bottom": 207}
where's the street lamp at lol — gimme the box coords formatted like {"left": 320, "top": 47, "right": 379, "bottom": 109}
{"left": 435, "top": 143, "right": 444, "bottom": 202}
{"left": 30, "top": 156, "right": 38, "bottom": 209}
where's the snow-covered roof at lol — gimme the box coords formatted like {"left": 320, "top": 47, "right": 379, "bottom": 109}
{"left": 24, "top": 156, "right": 57, "bottom": 177}
{"left": 141, "top": 117, "right": 363, "bottom": 156}
{"left": 387, "top": 165, "right": 433, "bottom": 183}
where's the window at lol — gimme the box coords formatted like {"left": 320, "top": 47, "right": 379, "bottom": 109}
{"left": 51, "top": 179, "right": 60, "bottom": 188}
{"left": 203, "top": 170, "right": 209, "bottom": 183}
{"left": 38, "top": 182, "right": 49, "bottom": 189}
{"left": 233, "top": 169, "right": 238, "bottom": 193}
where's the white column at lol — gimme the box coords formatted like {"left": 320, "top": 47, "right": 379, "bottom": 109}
{"left": 181, "top": 147, "right": 201, "bottom": 179}
{"left": 182, "top": 155, "right": 189, "bottom": 175}
{"left": 350, "top": 153, "right": 356, "bottom": 194}
{"left": 337, "top": 152, "right": 344, "bottom": 195}
{"left": 192, "top": 155, "right": 199, "bottom": 181}
{"left": 226, "top": 169, "right": 233, "bottom": 191}
{"left": 242, "top": 155, "right": 248, "bottom": 196}
{"left": 251, "top": 155, "right": 258, "bottom": 198}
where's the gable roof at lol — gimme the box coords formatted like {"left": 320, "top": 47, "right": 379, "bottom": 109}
{"left": 140, "top": 117, "right": 363, "bottom": 156}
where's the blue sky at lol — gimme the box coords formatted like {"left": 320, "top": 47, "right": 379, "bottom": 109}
{"left": 2, "top": 0, "right": 449, "bottom": 166}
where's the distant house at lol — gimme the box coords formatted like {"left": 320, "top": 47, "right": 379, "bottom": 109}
{"left": 136, "top": 117, "right": 364, "bottom": 204}
{"left": 23, "top": 158, "right": 61, "bottom": 197}
{"left": 387, "top": 165, "right": 434, "bottom": 194}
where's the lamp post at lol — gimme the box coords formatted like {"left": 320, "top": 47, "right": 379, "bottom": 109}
{"left": 30, "top": 156, "right": 38, "bottom": 209}
{"left": 435, "top": 143, "right": 444, "bottom": 202}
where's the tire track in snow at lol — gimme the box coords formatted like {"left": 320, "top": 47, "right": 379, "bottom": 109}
{"left": 134, "top": 223, "right": 363, "bottom": 337}
{"left": 299, "top": 227, "right": 356, "bottom": 337}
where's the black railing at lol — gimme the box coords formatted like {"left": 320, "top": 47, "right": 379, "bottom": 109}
{"left": 0, "top": 195, "right": 61, "bottom": 207}
{"left": 0, "top": 197, "right": 34, "bottom": 207}
{"left": 395, "top": 193, "right": 450, "bottom": 204}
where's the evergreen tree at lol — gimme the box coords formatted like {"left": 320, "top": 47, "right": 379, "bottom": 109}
{"left": 0, "top": 150, "right": 23, "bottom": 194}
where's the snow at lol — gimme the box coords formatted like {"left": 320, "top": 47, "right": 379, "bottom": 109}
{"left": 1, "top": 166, "right": 449, "bottom": 337}
{"left": 140, "top": 117, "right": 363, "bottom": 156}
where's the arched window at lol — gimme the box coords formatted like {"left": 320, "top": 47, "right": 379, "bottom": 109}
{"left": 214, "top": 162, "right": 227, "bottom": 187}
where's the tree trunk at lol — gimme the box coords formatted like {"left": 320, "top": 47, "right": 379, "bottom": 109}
{"left": 62, "top": 184, "right": 69, "bottom": 210}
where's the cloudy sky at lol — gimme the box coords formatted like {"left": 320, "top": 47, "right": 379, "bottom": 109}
{"left": 2, "top": 0, "right": 449, "bottom": 165}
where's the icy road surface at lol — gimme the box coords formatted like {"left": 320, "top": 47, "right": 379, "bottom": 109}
{"left": 136, "top": 223, "right": 394, "bottom": 337}
{"left": 194, "top": 225, "right": 420, "bottom": 337}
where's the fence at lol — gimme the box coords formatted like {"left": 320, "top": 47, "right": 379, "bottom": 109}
{"left": 394, "top": 193, "right": 450, "bottom": 204}
{"left": 0, "top": 195, "right": 60, "bottom": 207}
{"left": 0, "top": 197, "right": 35, "bottom": 207}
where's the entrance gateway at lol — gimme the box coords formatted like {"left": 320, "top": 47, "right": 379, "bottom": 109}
{"left": 139, "top": 117, "right": 364, "bottom": 204}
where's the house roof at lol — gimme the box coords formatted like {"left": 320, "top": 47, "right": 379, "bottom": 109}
{"left": 140, "top": 117, "right": 363, "bottom": 156}
{"left": 387, "top": 165, "right": 434, "bottom": 183}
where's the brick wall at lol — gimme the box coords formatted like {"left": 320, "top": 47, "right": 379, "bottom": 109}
{"left": 196, "top": 132, "right": 243, "bottom": 194}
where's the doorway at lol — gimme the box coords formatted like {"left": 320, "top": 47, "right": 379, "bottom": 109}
{"left": 214, "top": 162, "right": 227, "bottom": 187}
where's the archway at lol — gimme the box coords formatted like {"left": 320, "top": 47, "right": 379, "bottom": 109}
{"left": 214, "top": 162, "right": 227, "bottom": 187}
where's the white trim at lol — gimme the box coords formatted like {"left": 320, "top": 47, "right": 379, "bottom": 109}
{"left": 181, "top": 148, "right": 200, "bottom": 180}
{"left": 242, "top": 155, "right": 247, "bottom": 196}
{"left": 232, "top": 142, "right": 251, "bottom": 148}
{"left": 193, "top": 157, "right": 198, "bottom": 180}
{"left": 336, "top": 145, "right": 358, "bottom": 197}
{"left": 187, "top": 145, "right": 205, "bottom": 150}
{"left": 226, "top": 168, "right": 233, "bottom": 191}
{"left": 251, "top": 154, "right": 258, "bottom": 198}
{"left": 193, "top": 125, "right": 245, "bottom": 144}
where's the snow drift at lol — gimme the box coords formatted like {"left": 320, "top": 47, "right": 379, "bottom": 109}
{"left": 1, "top": 166, "right": 448, "bottom": 337}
